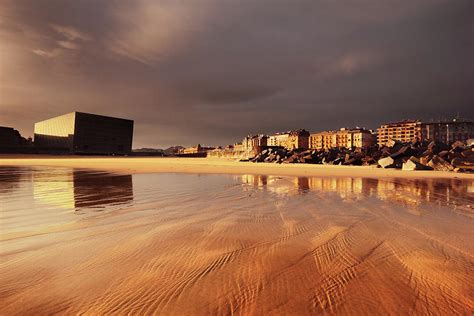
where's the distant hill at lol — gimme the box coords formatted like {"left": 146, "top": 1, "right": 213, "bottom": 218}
{"left": 132, "top": 146, "right": 184, "bottom": 156}
{"left": 163, "top": 146, "right": 185, "bottom": 156}
{"left": 133, "top": 148, "right": 164, "bottom": 153}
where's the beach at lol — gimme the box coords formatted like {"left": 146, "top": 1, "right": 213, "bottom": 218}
{"left": 0, "top": 161, "right": 473, "bottom": 314}
{"left": 1, "top": 155, "right": 473, "bottom": 179}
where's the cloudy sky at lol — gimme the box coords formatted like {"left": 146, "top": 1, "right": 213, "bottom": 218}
{"left": 1, "top": 0, "right": 472, "bottom": 148}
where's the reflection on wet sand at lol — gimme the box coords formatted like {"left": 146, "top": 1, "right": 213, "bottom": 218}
{"left": 239, "top": 174, "right": 474, "bottom": 215}
{"left": 32, "top": 168, "right": 133, "bottom": 212}
{"left": 0, "top": 168, "right": 473, "bottom": 315}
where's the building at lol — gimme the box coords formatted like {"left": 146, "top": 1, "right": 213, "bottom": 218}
{"left": 421, "top": 120, "right": 473, "bottom": 144}
{"left": 377, "top": 119, "right": 474, "bottom": 146}
{"left": 287, "top": 129, "right": 310, "bottom": 150}
{"left": 34, "top": 112, "right": 133, "bottom": 154}
{"left": 310, "top": 128, "right": 375, "bottom": 150}
{"left": 377, "top": 120, "right": 422, "bottom": 146}
{"left": 310, "top": 131, "right": 333, "bottom": 150}
{"left": 233, "top": 142, "right": 244, "bottom": 152}
{"left": 267, "top": 130, "right": 309, "bottom": 150}
{"left": 351, "top": 129, "right": 376, "bottom": 148}
{"left": 182, "top": 144, "right": 215, "bottom": 154}
{"left": 268, "top": 132, "right": 290, "bottom": 148}
{"left": 242, "top": 134, "right": 268, "bottom": 151}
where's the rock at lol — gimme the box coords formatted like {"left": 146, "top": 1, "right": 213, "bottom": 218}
{"left": 390, "top": 145, "right": 416, "bottom": 159}
{"left": 343, "top": 157, "right": 362, "bottom": 166}
{"left": 427, "top": 141, "right": 449, "bottom": 154}
{"left": 427, "top": 155, "right": 454, "bottom": 171}
{"left": 461, "top": 149, "right": 474, "bottom": 158}
{"left": 438, "top": 150, "right": 449, "bottom": 158}
{"left": 402, "top": 156, "right": 433, "bottom": 171}
{"left": 386, "top": 139, "right": 401, "bottom": 148}
{"left": 451, "top": 140, "right": 465, "bottom": 149}
{"left": 451, "top": 157, "right": 474, "bottom": 170}
{"left": 377, "top": 157, "right": 402, "bottom": 168}
{"left": 378, "top": 157, "right": 395, "bottom": 168}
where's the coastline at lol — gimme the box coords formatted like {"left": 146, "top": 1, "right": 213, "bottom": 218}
{"left": 1, "top": 155, "right": 473, "bottom": 179}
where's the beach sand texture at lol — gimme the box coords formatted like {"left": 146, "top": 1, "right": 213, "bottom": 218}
{"left": 0, "top": 165, "right": 473, "bottom": 314}
{"left": 1, "top": 156, "right": 474, "bottom": 180}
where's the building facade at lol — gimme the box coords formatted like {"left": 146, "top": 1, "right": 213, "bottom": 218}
{"left": 34, "top": 112, "right": 134, "bottom": 154}
{"left": 421, "top": 121, "right": 473, "bottom": 144}
{"left": 377, "top": 119, "right": 473, "bottom": 146}
{"left": 310, "top": 128, "right": 375, "bottom": 149}
{"left": 182, "top": 144, "right": 215, "bottom": 154}
{"left": 267, "top": 132, "right": 290, "bottom": 148}
{"left": 287, "top": 129, "right": 310, "bottom": 150}
{"left": 242, "top": 134, "right": 268, "bottom": 151}
{"left": 377, "top": 120, "right": 422, "bottom": 146}
{"left": 351, "top": 129, "right": 376, "bottom": 148}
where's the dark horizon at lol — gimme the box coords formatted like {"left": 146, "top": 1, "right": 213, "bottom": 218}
{"left": 1, "top": 0, "right": 473, "bottom": 148}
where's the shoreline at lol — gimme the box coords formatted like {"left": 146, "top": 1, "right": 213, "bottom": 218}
{"left": 1, "top": 155, "right": 473, "bottom": 179}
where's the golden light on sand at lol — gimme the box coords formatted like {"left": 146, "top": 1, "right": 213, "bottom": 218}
{"left": 0, "top": 164, "right": 473, "bottom": 314}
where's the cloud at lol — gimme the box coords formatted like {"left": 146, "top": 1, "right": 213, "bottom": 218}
{"left": 0, "top": 0, "right": 472, "bottom": 148}
{"left": 57, "top": 40, "right": 80, "bottom": 50}
{"left": 51, "top": 24, "right": 91, "bottom": 41}
{"left": 105, "top": 1, "right": 209, "bottom": 65}
{"left": 32, "top": 48, "right": 61, "bottom": 58}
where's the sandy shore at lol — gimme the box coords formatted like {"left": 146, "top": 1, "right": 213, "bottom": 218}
{"left": 1, "top": 155, "right": 473, "bottom": 179}
{"left": 1, "top": 169, "right": 473, "bottom": 314}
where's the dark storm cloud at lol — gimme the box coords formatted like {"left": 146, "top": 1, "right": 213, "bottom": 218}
{"left": 1, "top": 0, "right": 472, "bottom": 148}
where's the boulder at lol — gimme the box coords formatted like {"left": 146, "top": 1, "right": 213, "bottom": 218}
{"left": 451, "top": 157, "right": 474, "bottom": 170}
{"left": 402, "top": 156, "right": 433, "bottom": 171}
{"left": 451, "top": 140, "right": 465, "bottom": 150}
{"left": 378, "top": 157, "right": 396, "bottom": 168}
{"left": 461, "top": 149, "right": 474, "bottom": 158}
{"left": 386, "top": 139, "right": 401, "bottom": 148}
{"left": 390, "top": 145, "right": 416, "bottom": 159}
{"left": 427, "top": 155, "right": 454, "bottom": 171}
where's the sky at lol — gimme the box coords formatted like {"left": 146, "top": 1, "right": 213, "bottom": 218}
{"left": 1, "top": 0, "right": 473, "bottom": 148}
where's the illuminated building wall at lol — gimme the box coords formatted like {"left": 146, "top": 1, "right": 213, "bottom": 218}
{"left": 34, "top": 112, "right": 133, "bottom": 154}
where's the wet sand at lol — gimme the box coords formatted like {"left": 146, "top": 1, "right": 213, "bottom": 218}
{"left": 1, "top": 166, "right": 473, "bottom": 314}
{"left": 1, "top": 155, "right": 474, "bottom": 179}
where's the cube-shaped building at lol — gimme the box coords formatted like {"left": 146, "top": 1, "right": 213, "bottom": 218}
{"left": 34, "top": 112, "right": 134, "bottom": 154}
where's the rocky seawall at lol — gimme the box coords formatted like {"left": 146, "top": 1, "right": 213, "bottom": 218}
{"left": 247, "top": 140, "right": 473, "bottom": 172}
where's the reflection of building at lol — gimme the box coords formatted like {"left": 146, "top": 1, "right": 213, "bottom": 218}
{"left": 310, "top": 128, "right": 375, "bottom": 149}
{"left": 33, "top": 170, "right": 133, "bottom": 211}
{"left": 237, "top": 175, "right": 473, "bottom": 210}
{"left": 377, "top": 120, "right": 422, "bottom": 146}
{"left": 34, "top": 112, "right": 134, "bottom": 155}
{"left": 421, "top": 120, "right": 474, "bottom": 144}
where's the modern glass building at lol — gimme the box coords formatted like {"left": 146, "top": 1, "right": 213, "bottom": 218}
{"left": 34, "top": 112, "right": 134, "bottom": 154}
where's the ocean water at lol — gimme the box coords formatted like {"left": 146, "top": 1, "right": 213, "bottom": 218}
{"left": 1, "top": 166, "right": 473, "bottom": 314}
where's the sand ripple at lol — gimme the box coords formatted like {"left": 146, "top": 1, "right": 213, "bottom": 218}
{"left": 0, "top": 168, "right": 473, "bottom": 315}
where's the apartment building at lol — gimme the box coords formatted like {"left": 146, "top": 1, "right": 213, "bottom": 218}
{"left": 242, "top": 134, "right": 268, "bottom": 151}
{"left": 267, "top": 132, "right": 290, "bottom": 148}
{"left": 310, "top": 128, "right": 375, "bottom": 149}
{"left": 377, "top": 120, "right": 422, "bottom": 146}
{"left": 377, "top": 119, "right": 473, "bottom": 146}
{"left": 287, "top": 129, "right": 310, "bottom": 150}
{"left": 421, "top": 120, "right": 473, "bottom": 144}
